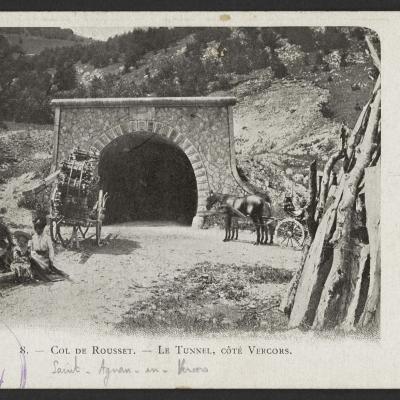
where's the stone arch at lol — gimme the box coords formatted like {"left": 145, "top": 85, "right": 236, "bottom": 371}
{"left": 90, "top": 119, "right": 210, "bottom": 218}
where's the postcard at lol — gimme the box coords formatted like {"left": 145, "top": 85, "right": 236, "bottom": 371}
{"left": 0, "top": 11, "right": 397, "bottom": 388}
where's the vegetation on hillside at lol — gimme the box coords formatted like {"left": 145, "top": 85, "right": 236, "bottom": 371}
{"left": 0, "top": 27, "right": 79, "bottom": 41}
{"left": 0, "top": 27, "right": 89, "bottom": 56}
{"left": 0, "top": 27, "right": 379, "bottom": 126}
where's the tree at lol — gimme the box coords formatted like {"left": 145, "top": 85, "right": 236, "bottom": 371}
{"left": 53, "top": 60, "right": 77, "bottom": 91}
{"left": 124, "top": 43, "right": 143, "bottom": 71}
{"left": 270, "top": 50, "right": 288, "bottom": 78}
{"left": 0, "top": 35, "right": 26, "bottom": 121}
{"left": 316, "top": 27, "right": 349, "bottom": 55}
{"left": 276, "top": 27, "right": 316, "bottom": 52}
{"left": 259, "top": 28, "right": 281, "bottom": 50}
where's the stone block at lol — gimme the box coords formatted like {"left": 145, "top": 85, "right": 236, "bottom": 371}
{"left": 128, "top": 120, "right": 138, "bottom": 133}
{"left": 137, "top": 120, "right": 148, "bottom": 132}
{"left": 191, "top": 215, "right": 205, "bottom": 229}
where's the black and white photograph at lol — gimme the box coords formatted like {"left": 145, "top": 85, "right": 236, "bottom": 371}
{"left": 0, "top": 15, "right": 386, "bottom": 388}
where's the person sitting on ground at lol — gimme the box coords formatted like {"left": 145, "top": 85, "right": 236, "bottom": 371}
{"left": 0, "top": 209, "right": 17, "bottom": 273}
{"left": 10, "top": 231, "right": 33, "bottom": 283}
{"left": 28, "top": 216, "right": 69, "bottom": 282}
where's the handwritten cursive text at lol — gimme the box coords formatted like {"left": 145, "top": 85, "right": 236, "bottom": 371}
{"left": 98, "top": 358, "right": 131, "bottom": 386}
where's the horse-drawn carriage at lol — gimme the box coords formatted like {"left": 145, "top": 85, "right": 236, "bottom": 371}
{"left": 49, "top": 149, "right": 107, "bottom": 247}
{"left": 206, "top": 191, "right": 307, "bottom": 250}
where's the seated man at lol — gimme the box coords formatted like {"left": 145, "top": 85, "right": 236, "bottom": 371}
{"left": 283, "top": 196, "right": 296, "bottom": 213}
{"left": 283, "top": 196, "right": 307, "bottom": 221}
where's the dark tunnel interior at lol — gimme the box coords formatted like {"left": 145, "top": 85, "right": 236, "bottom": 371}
{"left": 98, "top": 133, "right": 198, "bottom": 225}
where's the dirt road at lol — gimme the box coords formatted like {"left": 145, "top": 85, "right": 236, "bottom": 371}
{"left": 1, "top": 222, "right": 301, "bottom": 335}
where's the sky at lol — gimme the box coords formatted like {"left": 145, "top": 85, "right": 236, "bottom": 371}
{"left": 68, "top": 27, "right": 137, "bottom": 41}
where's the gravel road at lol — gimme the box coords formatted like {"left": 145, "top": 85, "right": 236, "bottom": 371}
{"left": 1, "top": 222, "right": 301, "bottom": 335}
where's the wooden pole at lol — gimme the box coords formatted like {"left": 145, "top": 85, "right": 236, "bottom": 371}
{"left": 306, "top": 160, "right": 318, "bottom": 240}
{"left": 316, "top": 150, "right": 345, "bottom": 219}
{"left": 288, "top": 177, "right": 345, "bottom": 328}
{"left": 279, "top": 237, "right": 310, "bottom": 316}
{"left": 345, "top": 76, "right": 380, "bottom": 170}
{"left": 22, "top": 169, "right": 61, "bottom": 197}
{"left": 365, "top": 36, "right": 381, "bottom": 72}
{"left": 358, "top": 164, "right": 381, "bottom": 329}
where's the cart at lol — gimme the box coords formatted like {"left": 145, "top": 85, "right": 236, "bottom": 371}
{"left": 222, "top": 195, "right": 307, "bottom": 250}
{"left": 49, "top": 149, "right": 107, "bottom": 248}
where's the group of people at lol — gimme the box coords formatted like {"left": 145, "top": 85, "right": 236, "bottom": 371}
{"left": 0, "top": 211, "right": 68, "bottom": 283}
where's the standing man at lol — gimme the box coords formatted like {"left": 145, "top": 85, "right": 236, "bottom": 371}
{"left": 340, "top": 121, "right": 350, "bottom": 152}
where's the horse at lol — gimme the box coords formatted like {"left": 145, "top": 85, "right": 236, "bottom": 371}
{"left": 218, "top": 204, "right": 240, "bottom": 242}
{"left": 206, "top": 191, "right": 273, "bottom": 245}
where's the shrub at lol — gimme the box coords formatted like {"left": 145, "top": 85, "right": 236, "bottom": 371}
{"left": 17, "top": 189, "right": 50, "bottom": 215}
{"left": 259, "top": 28, "right": 281, "bottom": 50}
{"left": 319, "top": 100, "right": 335, "bottom": 119}
{"left": 203, "top": 213, "right": 224, "bottom": 230}
{"left": 53, "top": 61, "right": 77, "bottom": 91}
{"left": 350, "top": 27, "right": 366, "bottom": 41}
{"left": 216, "top": 75, "right": 231, "bottom": 90}
{"left": 271, "top": 55, "right": 288, "bottom": 78}
{"left": 35, "top": 159, "right": 52, "bottom": 180}
{"left": 236, "top": 165, "right": 249, "bottom": 182}
{"left": 323, "top": 137, "right": 338, "bottom": 153}
{"left": 276, "top": 27, "right": 316, "bottom": 52}
{"left": 315, "top": 50, "right": 324, "bottom": 65}
{"left": 235, "top": 56, "right": 252, "bottom": 75}
{"left": 316, "top": 27, "right": 349, "bottom": 54}
{"left": 340, "top": 50, "right": 348, "bottom": 67}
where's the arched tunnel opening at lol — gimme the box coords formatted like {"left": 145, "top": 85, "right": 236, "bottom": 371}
{"left": 98, "top": 132, "right": 198, "bottom": 225}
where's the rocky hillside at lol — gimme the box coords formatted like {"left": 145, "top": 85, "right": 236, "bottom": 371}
{"left": 0, "top": 123, "right": 53, "bottom": 227}
{"left": 211, "top": 48, "right": 374, "bottom": 208}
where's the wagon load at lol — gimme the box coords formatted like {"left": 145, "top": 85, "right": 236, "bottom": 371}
{"left": 52, "top": 149, "right": 98, "bottom": 221}
{"left": 50, "top": 148, "right": 106, "bottom": 247}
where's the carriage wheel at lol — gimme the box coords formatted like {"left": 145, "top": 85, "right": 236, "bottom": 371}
{"left": 50, "top": 217, "right": 62, "bottom": 244}
{"left": 95, "top": 189, "right": 104, "bottom": 246}
{"left": 78, "top": 223, "right": 90, "bottom": 239}
{"left": 55, "top": 220, "right": 78, "bottom": 248}
{"left": 275, "top": 218, "right": 305, "bottom": 250}
{"left": 96, "top": 220, "right": 102, "bottom": 246}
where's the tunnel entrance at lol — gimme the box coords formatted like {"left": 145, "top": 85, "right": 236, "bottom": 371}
{"left": 98, "top": 133, "right": 198, "bottom": 225}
